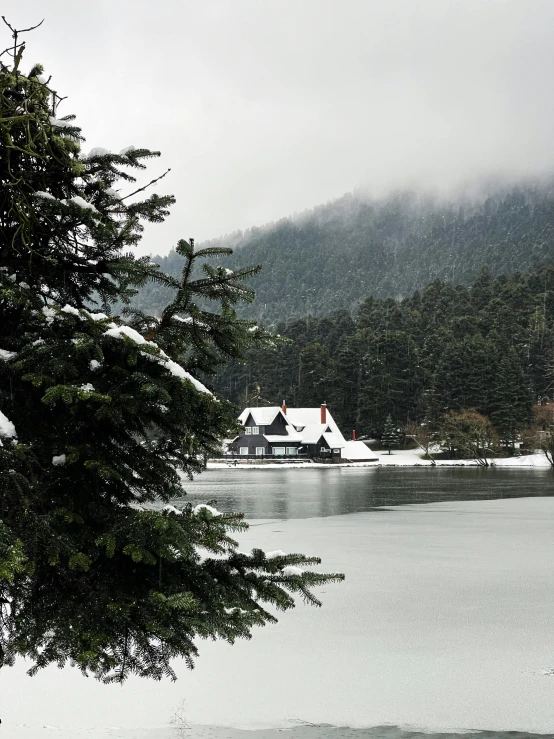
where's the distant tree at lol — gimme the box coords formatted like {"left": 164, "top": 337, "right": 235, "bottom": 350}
{"left": 440, "top": 409, "right": 498, "bottom": 466}
{"left": 527, "top": 404, "right": 554, "bottom": 468}
{"left": 381, "top": 414, "right": 401, "bottom": 454}
{"left": 404, "top": 420, "right": 438, "bottom": 465}
{"left": 296, "top": 341, "right": 332, "bottom": 407}
{"left": 489, "top": 346, "right": 532, "bottom": 449}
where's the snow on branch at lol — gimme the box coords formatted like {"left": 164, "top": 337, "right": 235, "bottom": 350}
{"left": 0, "top": 410, "right": 16, "bottom": 438}
{"left": 103, "top": 325, "right": 213, "bottom": 396}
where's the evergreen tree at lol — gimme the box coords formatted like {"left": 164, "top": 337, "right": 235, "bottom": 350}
{"left": 381, "top": 414, "right": 400, "bottom": 454}
{"left": 489, "top": 346, "right": 532, "bottom": 448}
{"left": 0, "top": 34, "right": 343, "bottom": 683}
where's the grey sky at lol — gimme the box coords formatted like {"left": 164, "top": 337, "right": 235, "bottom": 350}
{"left": 10, "top": 0, "right": 554, "bottom": 255}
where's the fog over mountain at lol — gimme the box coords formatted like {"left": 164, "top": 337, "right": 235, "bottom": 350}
{"left": 13, "top": 1, "right": 554, "bottom": 255}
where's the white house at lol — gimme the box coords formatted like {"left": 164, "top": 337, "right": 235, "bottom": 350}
{"left": 229, "top": 403, "right": 377, "bottom": 462}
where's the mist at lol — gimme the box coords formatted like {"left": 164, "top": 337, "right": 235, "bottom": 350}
{"left": 8, "top": 0, "right": 554, "bottom": 254}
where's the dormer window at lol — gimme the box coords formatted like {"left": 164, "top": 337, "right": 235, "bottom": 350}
{"left": 245, "top": 427, "right": 252, "bottom": 435}
{"left": 252, "top": 426, "right": 259, "bottom": 435}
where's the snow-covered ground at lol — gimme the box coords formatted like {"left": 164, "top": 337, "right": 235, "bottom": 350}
{"left": 2, "top": 497, "right": 554, "bottom": 736}
{"left": 208, "top": 449, "right": 554, "bottom": 469}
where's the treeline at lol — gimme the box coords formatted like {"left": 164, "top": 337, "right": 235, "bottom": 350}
{"left": 213, "top": 266, "right": 554, "bottom": 445}
{"left": 133, "top": 182, "right": 554, "bottom": 323}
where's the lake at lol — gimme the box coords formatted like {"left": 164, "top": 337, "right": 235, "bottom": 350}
{"left": 177, "top": 465, "right": 554, "bottom": 519}
{"left": 3, "top": 468, "right": 554, "bottom": 738}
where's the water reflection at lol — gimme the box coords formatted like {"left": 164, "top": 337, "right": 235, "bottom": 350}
{"left": 172, "top": 466, "right": 554, "bottom": 520}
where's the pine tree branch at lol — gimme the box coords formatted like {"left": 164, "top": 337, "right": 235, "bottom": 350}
{"left": 120, "top": 169, "right": 171, "bottom": 201}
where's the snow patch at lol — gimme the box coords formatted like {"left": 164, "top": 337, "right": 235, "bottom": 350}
{"left": 0, "top": 410, "right": 17, "bottom": 438}
{"left": 104, "top": 325, "right": 147, "bottom": 345}
{"left": 0, "top": 349, "right": 16, "bottom": 361}
{"left": 52, "top": 454, "right": 66, "bottom": 466}
{"left": 79, "top": 384, "right": 95, "bottom": 392}
{"left": 84, "top": 147, "right": 111, "bottom": 158}
{"left": 49, "top": 116, "right": 71, "bottom": 128}
{"left": 104, "top": 325, "right": 213, "bottom": 395}
{"left": 265, "top": 550, "right": 286, "bottom": 559}
{"left": 281, "top": 565, "right": 304, "bottom": 576}
{"left": 193, "top": 504, "right": 221, "bottom": 517}
{"left": 119, "top": 145, "right": 136, "bottom": 156}
{"left": 84, "top": 311, "right": 111, "bottom": 322}
{"left": 67, "top": 196, "right": 99, "bottom": 213}
{"left": 162, "top": 504, "right": 182, "bottom": 515}
{"left": 34, "top": 191, "right": 56, "bottom": 200}
{"left": 61, "top": 304, "right": 81, "bottom": 317}
{"left": 89, "top": 360, "right": 102, "bottom": 371}
{"left": 42, "top": 306, "right": 56, "bottom": 324}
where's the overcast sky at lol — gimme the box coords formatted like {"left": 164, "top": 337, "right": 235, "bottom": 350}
{"left": 10, "top": 0, "right": 554, "bottom": 255}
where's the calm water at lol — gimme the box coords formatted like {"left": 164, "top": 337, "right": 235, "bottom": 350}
{"left": 176, "top": 466, "right": 554, "bottom": 520}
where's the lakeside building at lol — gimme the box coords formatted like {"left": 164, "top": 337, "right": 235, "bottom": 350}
{"left": 228, "top": 402, "right": 377, "bottom": 462}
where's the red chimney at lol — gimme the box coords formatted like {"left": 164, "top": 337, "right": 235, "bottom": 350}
{"left": 320, "top": 402, "right": 327, "bottom": 424}
{"left": 352, "top": 429, "right": 357, "bottom": 441}
{"left": 281, "top": 399, "right": 287, "bottom": 415}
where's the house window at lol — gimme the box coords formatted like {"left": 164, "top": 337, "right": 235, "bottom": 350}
{"left": 255, "top": 447, "right": 265, "bottom": 456}
{"left": 273, "top": 447, "right": 286, "bottom": 456}
{"left": 320, "top": 446, "right": 329, "bottom": 453}
{"left": 286, "top": 447, "right": 298, "bottom": 456}
{"left": 252, "top": 426, "right": 259, "bottom": 435}
{"left": 245, "top": 427, "right": 252, "bottom": 435}
{"left": 333, "top": 448, "right": 340, "bottom": 454}
{"left": 240, "top": 447, "right": 249, "bottom": 455}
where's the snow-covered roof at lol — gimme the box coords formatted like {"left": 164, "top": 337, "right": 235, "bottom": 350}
{"left": 285, "top": 407, "right": 342, "bottom": 437}
{"left": 340, "top": 440, "right": 378, "bottom": 461}
{"left": 264, "top": 434, "right": 303, "bottom": 443}
{"left": 238, "top": 407, "right": 284, "bottom": 426}
{"left": 300, "top": 424, "right": 332, "bottom": 444}
{"left": 322, "top": 432, "right": 344, "bottom": 449}
{"left": 237, "top": 405, "right": 349, "bottom": 448}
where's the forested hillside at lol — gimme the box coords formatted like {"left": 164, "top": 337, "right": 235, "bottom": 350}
{"left": 135, "top": 182, "right": 554, "bottom": 323}
{"left": 212, "top": 266, "right": 554, "bottom": 444}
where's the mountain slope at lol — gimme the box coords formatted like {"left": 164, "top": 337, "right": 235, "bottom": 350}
{"left": 135, "top": 182, "right": 554, "bottom": 324}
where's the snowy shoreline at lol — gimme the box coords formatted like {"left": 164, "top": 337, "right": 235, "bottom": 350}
{"left": 208, "top": 450, "right": 554, "bottom": 470}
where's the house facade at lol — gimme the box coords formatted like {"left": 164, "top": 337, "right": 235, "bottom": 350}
{"left": 228, "top": 403, "right": 377, "bottom": 462}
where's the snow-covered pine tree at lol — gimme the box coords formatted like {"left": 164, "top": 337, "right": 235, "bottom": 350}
{"left": 0, "top": 28, "right": 343, "bottom": 683}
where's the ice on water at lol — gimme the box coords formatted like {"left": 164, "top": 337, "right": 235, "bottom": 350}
{"left": 2, "top": 496, "right": 554, "bottom": 737}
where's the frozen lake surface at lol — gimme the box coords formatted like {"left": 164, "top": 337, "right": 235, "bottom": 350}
{"left": 2, "top": 469, "right": 553, "bottom": 737}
